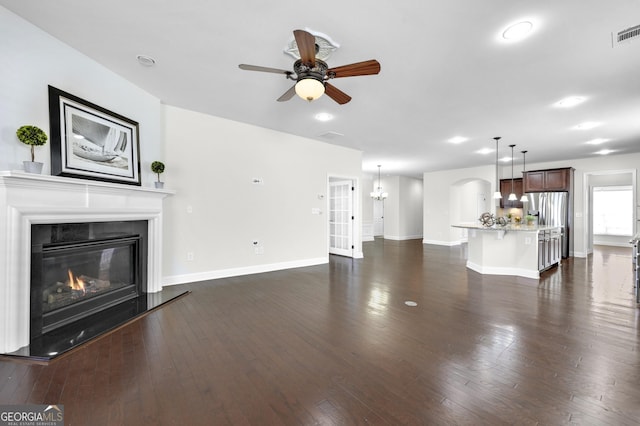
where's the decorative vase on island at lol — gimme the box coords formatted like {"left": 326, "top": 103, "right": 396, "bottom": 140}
{"left": 23, "top": 161, "right": 43, "bottom": 174}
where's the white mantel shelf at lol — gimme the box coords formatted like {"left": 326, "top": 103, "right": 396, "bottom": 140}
{"left": 0, "top": 170, "right": 176, "bottom": 195}
{"left": 0, "top": 170, "right": 174, "bottom": 353}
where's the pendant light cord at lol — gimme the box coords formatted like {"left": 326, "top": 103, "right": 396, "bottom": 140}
{"left": 510, "top": 144, "right": 515, "bottom": 195}
{"left": 494, "top": 137, "right": 501, "bottom": 198}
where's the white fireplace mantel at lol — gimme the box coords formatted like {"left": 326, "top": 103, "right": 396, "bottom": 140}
{"left": 0, "top": 171, "right": 174, "bottom": 353}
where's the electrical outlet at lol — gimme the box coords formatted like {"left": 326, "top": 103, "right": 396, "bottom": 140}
{"left": 187, "top": 252, "right": 194, "bottom": 261}
{"left": 525, "top": 237, "right": 532, "bottom": 245}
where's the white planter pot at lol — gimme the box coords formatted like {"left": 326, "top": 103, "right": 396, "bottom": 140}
{"left": 154, "top": 181, "right": 164, "bottom": 189}
{"left": 23, "top": 161, "right": 43, "bottom": 174}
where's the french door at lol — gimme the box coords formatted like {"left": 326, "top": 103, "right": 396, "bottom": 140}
{"left": 329, "top": 180, "right": 353, "bottom": 257}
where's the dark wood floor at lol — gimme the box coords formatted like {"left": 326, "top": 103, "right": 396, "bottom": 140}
{"left": 1, "top": 240, "right": 639, "bottom": 425}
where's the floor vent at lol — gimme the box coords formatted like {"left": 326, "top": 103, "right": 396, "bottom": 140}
{"left": 615, "top": 24, "right": 640, "bottom": 46}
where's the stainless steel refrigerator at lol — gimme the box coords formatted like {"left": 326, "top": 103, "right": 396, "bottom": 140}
{"left": 526, "top": 192, "right": 571, "bottom": 258}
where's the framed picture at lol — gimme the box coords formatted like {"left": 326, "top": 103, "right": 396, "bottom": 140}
{"left": 48, "top": 85, "right": 141, "bottom": 185}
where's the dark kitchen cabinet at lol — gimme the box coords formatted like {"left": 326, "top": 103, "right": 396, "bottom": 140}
{"left": 500, "top": 178, "right": 523, "bottom": 209}
{"left": 523, "top": 168, "right": 573, "bottom": 192}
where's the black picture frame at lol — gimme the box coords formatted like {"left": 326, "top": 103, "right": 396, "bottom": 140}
{"left": 48, "top": 85, "right": 141, "bottom": 186}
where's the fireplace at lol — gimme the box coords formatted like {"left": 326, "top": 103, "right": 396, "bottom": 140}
{"left": 30, "top": 221, "right": 148, "bottom": 338}
{"left": 0, "top": 171, "right": 172, "bottom": 353}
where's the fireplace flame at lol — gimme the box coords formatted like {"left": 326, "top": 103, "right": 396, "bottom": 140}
{"left": 67, "top": 269, "right": 86, "bottom": 294}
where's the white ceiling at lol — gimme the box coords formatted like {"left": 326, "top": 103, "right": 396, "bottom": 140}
{"left": 3, "top": 0, "right": 640, "bottom": 178}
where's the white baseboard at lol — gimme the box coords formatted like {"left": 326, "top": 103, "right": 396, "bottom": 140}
{"left": 163, "top": 257, "right": 329, "bottom": 286}
{"left": 384, "top": 234, "right": 423, "bottom": 241}
{"left": 423, "top": 239, "right": 459, "bottom": 246}
{"left": 362, "top": 236, "right": 375, "bottom": 242}
{"left": 594, "top": 241, "right": 634, "bottom": 248}
{"left": 467, "top": 261, "right": 540, "bottom": 279}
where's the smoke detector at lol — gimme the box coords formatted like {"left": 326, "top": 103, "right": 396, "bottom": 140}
{"left": 284, "top": 29, "right": 339, "bottom": 61}
{"left": 613, "top": 24, "right": 640, "bottom": 47}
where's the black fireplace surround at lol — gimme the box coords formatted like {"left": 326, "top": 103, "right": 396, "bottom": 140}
{"left": 30, "top": 221, "right": 148, "bottom": 340}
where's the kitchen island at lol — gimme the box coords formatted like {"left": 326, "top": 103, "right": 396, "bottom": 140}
{"left": 452, "top": 223, "right": 561, "bottom": 279}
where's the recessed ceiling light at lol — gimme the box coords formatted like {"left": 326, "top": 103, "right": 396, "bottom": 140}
{"left": 554, "top": 96, "right": 586, "bottom": 108}
{"left": 502, "top": 21, "right": 534, "bottom": 41}
{"left": 476, "top": 148, "right": 493, "bottom": 155}
{"left": 314, "top": 112, "right": 333, "bottom": 122}
{"left": 447, "top": 136, "right": 468, "bottom": 144}
{"left": 136, "top": 54, "right": 156, "bottom": 67}
{"left": 595, "top": 149, "right": 615, "bottom": 155}
{"left": 585, "top": 138, "right": 609, "bottom": 145}
{"left": 574, "top": 121, "right": 602, "bottom": 130}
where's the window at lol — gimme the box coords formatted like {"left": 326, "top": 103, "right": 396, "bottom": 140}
{"left": 593, "top": 186, "right": 633, "bottom": 236}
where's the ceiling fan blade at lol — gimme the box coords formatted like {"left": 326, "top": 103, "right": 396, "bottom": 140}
{"left": 239, "top": 64, "right": 292, "bottom": 76}
{"left": 324, "top": 83, "right": 352, "bottom": 105}
{"left": 327, "top": 59, "right": 381, "bottom": 78}
{"left": 277, "top": 85, "right": 296, "bottom": 102}
{"left": 293, "top": 29, "right": 316, "bottom": 65}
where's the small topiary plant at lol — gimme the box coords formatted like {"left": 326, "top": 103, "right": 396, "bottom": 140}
{"left": 151, "top": 161, "right": 165, "bottom": 182}
{"left": 16, "top": 125, "right": 48, "bottom": 162}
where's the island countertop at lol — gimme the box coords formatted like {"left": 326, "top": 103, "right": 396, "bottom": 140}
{"left": 451, "top": 223, "right": 562, "bottom": 279}
{"left": 452, "top": 223, "right": 560, "bottom": 232}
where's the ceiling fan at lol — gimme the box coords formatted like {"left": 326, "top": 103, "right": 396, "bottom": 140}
{"left": 238, "top": 29, "right": 381, "bottom": 105}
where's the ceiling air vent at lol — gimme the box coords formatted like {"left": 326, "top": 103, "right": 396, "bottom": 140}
{"left": 614, "top": 24, "right": 640, "bottom": 46}
{"left": 319, "top": 131, "right": 344, "bottom": 140}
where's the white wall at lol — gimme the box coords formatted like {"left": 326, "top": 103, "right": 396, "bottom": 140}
{"left": 0, "top": 7, "right": 163, "bottom": 182}
{"left": 423, "top": 165, "right": 496, "bottom": 245}
{"left": 161, "top": 106, "right": 363, "bottom": 284}
{"left": 398, "top": 176, "right": 423, "bottom": 240}
{"left": 450, "top": 179, "right": 491, "bottom": 243}
{"left": 424, "top": 153, "right": 639, "bottom": 256}
{"left": 381, "top": 175, "right": 423, "bottom": 240}
{"left": 361, "top": 175, "right": 375, "bottom": 241}
{"left": 382, "top": 176, "right": 400, "bottom": 239}
{"left": 0, "top": 7, "right": 364, "bottom": 288}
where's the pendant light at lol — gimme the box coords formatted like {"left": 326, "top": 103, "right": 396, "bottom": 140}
{"left": 508, "top": 144, "right": 517, "bottom": 201}
{"left": 370, "top": 165, "right": 388, "bottom": 200}
{"left": 520, "top": 150, "right": 528, "bottom": 203}
{"left": 493, "top": 137, "right": 502, "bottom": 199}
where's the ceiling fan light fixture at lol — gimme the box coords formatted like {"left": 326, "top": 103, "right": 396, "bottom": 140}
{"left": 295, "top": 77, "right": 325, "bottom": 101}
